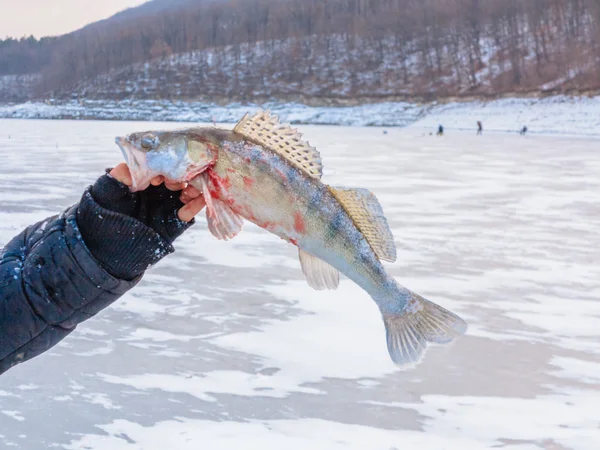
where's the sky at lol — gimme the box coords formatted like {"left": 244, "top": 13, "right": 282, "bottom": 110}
{"left": 0, "top": 0, "right": 148, "bottom": 38}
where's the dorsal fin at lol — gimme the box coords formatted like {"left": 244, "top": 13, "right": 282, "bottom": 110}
{"left": 328, "top": 187, "right": 397, "bottom": 262}
{"left": 233, "top": 110, "right": 323, "bottom": 179}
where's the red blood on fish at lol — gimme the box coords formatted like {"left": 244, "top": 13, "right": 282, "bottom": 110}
{"left": 293, "top": 212, "right": 306, "bottom": 234}
{"left": 205, "top": 170, "right": 233, "bottom": 199}
{"left": 207, "top": 185, "right": 220, "bottom": 199}
{"left": 208, "top": 170, "right": 232, "bottom": 190}
{"left": 243, "top": 176, "right": 255, "bottom": 188}
{"left": 290, "top": 238, "right": 298, "bottom": 246}
{"left": 262, "top": 221, "right": 277, "bottom": 231}
{"left": 274, "top": 168, "right": 287, "bottom": 181}
{"left": 239, "top": 205, "right": 258, "bottom": 223}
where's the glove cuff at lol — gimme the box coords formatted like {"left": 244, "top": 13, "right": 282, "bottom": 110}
{"left": 76, "top": 187, "right": 175, "bottom": 281}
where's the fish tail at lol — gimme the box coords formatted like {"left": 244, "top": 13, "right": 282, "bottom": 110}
{"left": 381, "top": 290, "right": 467, "bottom": 367}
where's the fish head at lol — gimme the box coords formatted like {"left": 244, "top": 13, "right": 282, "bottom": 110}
{"left": 115, "top": 129, "right": 217, "bottom": 192}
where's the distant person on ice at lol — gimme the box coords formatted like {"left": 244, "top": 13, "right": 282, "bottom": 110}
{"left": 437, "top": 124, "right": 444, "bottom": 136}
{"left": 477, "top": 121, "right": 483, "bottom": 135}
{"left": 520, "top": 125, "right": 528, "bottom": 135}
{"left": 0, "top": 164, "right": 206, "bottom": 375}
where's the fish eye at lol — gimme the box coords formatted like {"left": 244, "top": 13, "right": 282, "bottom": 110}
{"left": 141, "top": 134, "right": 158, "bottom": 150}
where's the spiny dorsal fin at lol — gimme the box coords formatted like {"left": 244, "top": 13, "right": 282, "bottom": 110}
{"left": 233, "top": 110, "right": 323, "bottom": 179}
{"left": 328, "top": 187, "right": 397, "bottom": 262}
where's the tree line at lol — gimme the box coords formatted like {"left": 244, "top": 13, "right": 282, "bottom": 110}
{"left": 1, "top": 0, "right": 599, "bottom": 101}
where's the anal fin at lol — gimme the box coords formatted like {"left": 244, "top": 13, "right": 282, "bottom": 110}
{"left": 298, "top": 249, "right": 340, "bottom": 290}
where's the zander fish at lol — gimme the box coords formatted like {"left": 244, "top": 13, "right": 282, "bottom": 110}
{"left": 115, "top": 111, "right": 467, "bottom": 366}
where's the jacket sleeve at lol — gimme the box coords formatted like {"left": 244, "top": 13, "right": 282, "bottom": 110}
{"left": 0, "top": 196, "right": 174, "bottom": 375}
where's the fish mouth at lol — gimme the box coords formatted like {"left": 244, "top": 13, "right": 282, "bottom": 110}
{"left": 115, "top": 136, "right": 157, "bottom": 192}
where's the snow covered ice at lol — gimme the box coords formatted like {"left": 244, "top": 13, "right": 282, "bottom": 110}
{"left": 0, "top": 119, "right": 599, "bottom": 449}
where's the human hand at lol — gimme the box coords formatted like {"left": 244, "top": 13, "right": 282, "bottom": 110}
{"left": 91, "top": 163, "right": 205, "bottom": 244}
{"left": 76, "top": 163, "right": 206, "bottom": 280}
{"left": 109, "top": 163, "right": 205, "bottom": 223}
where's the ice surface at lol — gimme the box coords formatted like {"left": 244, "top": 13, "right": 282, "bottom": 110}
{"left": 63, "top": 417, "right": 490, "bottom": 450}
{"left": 0, "top": 119, "right": 598, "bottom": 449}
{"left": 411, "top": 96, "right": 600, "bottom": 136}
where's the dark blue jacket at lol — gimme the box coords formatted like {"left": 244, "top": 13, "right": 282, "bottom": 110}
{"left": 0, "top": 174, "right": 191, "bottom": 375}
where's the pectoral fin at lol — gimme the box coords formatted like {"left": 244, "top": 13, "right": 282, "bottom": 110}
{"left": 199, "top": 174, "right": 243, "bottom": 241}
{"left": 298, "top": 249, "right": 340, "bottom": 290}
{"left": 206, "top": 200, "right": 244, "bottom": 240}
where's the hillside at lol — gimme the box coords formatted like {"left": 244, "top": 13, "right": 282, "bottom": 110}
{"left": 55, "top": 33, "right": 599, "bottom": 104}
{"left": 0, "top": 74, "right": 40, "bottom": 103}
{"left": 1, "top": 0, "right": 599, "bottom": 103}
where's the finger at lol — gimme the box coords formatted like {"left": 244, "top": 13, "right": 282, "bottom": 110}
{"left": 164, "top": 180, "right": 187, "bottom": 191}
{"left": 180, "top": 191, "right": 191, "bottom": 204}
{"left": 178, "top": 195, "right": 206, "bottom": 222}
{"left": 109, "top": 163, "right": 133, "bottom": 186}
{"left": 182, "top": 185, "right": 201, "bottom": 198}
{"left": 179, "top": 185, "right": 201, "bottom": 203}
{"left": 150, "top": 175, "right": 164, "bottom": 186}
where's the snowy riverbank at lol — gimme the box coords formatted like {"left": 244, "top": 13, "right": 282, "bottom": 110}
{"left": 0, "top": 95, "right": 599, "bottom": 135}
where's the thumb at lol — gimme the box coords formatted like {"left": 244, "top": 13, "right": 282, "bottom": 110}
{"left": 109, "top": 163, "right": 133, "bottom": 186}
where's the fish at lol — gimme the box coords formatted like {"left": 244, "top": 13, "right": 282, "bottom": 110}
{"left": 115, "top": 111, "right": 467, "bottom": 366}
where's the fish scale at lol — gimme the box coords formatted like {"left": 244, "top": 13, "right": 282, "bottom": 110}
{"left": 206, "top": 141, "right": 379, "bottom": 285}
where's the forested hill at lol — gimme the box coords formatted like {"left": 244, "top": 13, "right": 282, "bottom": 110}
{"left": 1, "top": 0, "right": 599, "bottom": 103}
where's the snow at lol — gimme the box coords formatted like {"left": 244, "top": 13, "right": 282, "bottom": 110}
{"left": 0, "top": 98, "right": 423, "bottom": 127}
{"left": 0, "top": 119, "right": 599, "bottom": 449}
{"left": 380, "top": 390, "right": 600, "bottom": 450}
{"left": 63, "top": 418, "right": 487, "bottom": 450}
{"left": 2, "top": 411, "right": 25, "bottom": 421}
{"left": 212, "top": 281, "right": 399, "bottom": 382}
{"left": 0, "top": 74, "right": 40, "bottom": 103}
{"left": 549, "top": 357, "right": 600, "bottom": 384}
{"left": 0, "top": 95, "right": 598, "bottom": 136}
{"left": 412, "top": 95, "right": 600, "bottom": 136}
{"left": 98, "top": 369, "right": 322, "bottom": 402}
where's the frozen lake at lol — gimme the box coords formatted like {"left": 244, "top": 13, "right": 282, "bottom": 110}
{"left": 0, "top": 119, "right": 599, "bottom": 449}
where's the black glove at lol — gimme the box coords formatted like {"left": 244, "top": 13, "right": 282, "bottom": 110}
{"left": 76, "top": 169, "right": 195, "bottom": 280}
{"left": 91, "top": 168, "right": 193, "bottom": 244}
